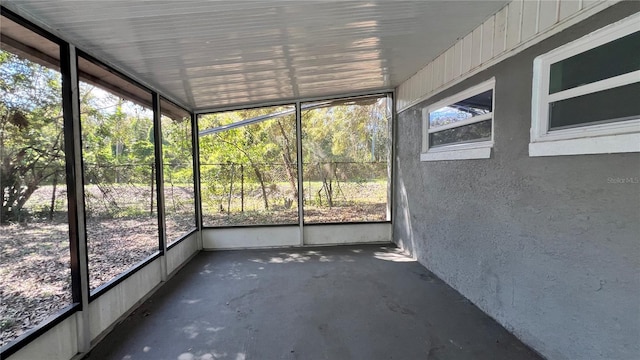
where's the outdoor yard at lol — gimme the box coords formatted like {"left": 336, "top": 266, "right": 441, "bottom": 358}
{"left": 0, "top": 184, "right": 195, "bottom": 347}
{"left": 201, "top": 178, "right": 388, "bottom": 225}
{"left": 0, "top": 177, "right": 386, "bottom": 346}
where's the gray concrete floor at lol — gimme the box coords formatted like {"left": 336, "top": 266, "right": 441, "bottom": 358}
{"left": 85, "top": 244, "right": 542, "bottom": 360}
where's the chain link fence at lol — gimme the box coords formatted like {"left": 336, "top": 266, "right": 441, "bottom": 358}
{"left": 200, "top": 163, "right": 298, "bottom": 224}
{"left": 200, "top": 161, "right": 388, "bottom": 225}
{"left": 15, "top": 161, "right": 387, "bottom": 225}
{"left": 302, "top": 162, "right": 388, "bottom": 223}
{"left": 82, "top": 163, "right": 157, "bottom": 218}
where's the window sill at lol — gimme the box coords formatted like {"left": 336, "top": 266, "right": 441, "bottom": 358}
{"left": 529, "top": 132, "right": 640, "bottom": 157}
{"left": 420, "top": 143, "right": 492, "bottom": 161}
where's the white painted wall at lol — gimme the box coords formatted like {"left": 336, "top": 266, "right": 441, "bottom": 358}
{"left": 88, "top": 259, "right": 163, "bottom": 341}
{"left": 396, "top": 0, "right": 621, "bottom": 112}
{"left": 167, "top": 233, "right": 199, "bottom": 275}
{"left": 202, "top": 223, "right": 392, "bottom": 249}
{"left": 6, "top": 314, "right": 78, "bottom": 360}
{"left": 202, "top": 226, "right": 300, "bottom": 249}
{"left": 303, "top": 223, "right": 391, "bottom": 246}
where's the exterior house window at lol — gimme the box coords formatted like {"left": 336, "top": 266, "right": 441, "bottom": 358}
{"left": 530, "top": 14, "right": 640, "bottom": 157}
{"left": 421, "top": 78, "right": 495, "bottom": 161}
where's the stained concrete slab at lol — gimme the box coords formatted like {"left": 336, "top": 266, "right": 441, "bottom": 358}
{"left": 84, "top": 245, "right": 542, "bottom": 360}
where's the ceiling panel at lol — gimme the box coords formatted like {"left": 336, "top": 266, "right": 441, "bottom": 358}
{"left": 4, "top": 1, "right": 509, "bottom": 110}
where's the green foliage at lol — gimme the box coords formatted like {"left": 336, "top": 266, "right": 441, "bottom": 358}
{"left": 197, "top": 100, "right": 390, "bottom": 216}
{"left": 1, "top": 44, "right": 389, "bottom": 224}
{"left": 199, "top": 107, "right": 299, "bottom": 210}
{"left": 301, "top": 101, "right": 389, "bottom": 164}
{"left": 0, "top": 50, "right": 64, "bottom": 223}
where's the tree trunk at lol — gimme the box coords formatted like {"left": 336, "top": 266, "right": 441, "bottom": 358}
{"left": 276, "top": 121, "right": 298, "bottom": 198}
{"left": 150, "top": 164, "right": 155, "bottom": 216}
{"left": 49, "top": 171, "right": 58, "bottom": 220}
{"left": 240, "top": 164, "right": 244, "bottom": 213}
{"left": 252, "top": 164, "right": 269, "bottom": 210}
{"left": 227, "top": 164, "right": 235, "bottom": 214}
{"left": 214, "top": 135, "right": 270, "bottom": 210}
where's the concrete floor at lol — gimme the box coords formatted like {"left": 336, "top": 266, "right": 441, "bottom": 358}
{"left": 85, "top": 244, "right": 542, "bottom": 360}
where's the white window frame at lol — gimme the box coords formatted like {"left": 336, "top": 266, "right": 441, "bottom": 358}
{"left": 530, "top": 13, "right": 640, "bottom": 157}
{"left": 421, "top": 78, "right": 495, "bottom": 161}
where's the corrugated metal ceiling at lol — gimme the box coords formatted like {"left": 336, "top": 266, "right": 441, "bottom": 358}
{"left": 3, "top": 1, "right": 509, "bottom": 111}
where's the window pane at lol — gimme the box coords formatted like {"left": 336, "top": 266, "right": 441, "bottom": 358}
{"left": 302, "top": 96, "right": 390, "bottom": 223}
{"left": 429, "top": 119, "right": 492, "bottom": 147}
{"left": 79, "top": 57, "right": 158, "bottom": 292}
{"left": 199, "top": 106, "right": 298, "bottom": 226}
{"left": 429, "top": 90, "right": 492, "bottom": 129}
{"left": 549, "top": 31, "right": 640, "bottom": 94}
{"left": 161, "top": 100, "right": 195, "bottom": 244}
{"left": 549, "top": 82, "right": 640, "bottom": 129}
{"left": 0, "top": 17, "right": 72, "bottom": 346}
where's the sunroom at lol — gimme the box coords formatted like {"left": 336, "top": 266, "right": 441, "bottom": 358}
{"left": 1, "top": 1, "right": 638, "bottom": 360}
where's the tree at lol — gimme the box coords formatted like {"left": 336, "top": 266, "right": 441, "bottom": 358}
{"left": 199, "top": 107, "right": 298, "bottom": 211}
{"left": 197, "top": 99, "right": 390, "bottom": 215}
{"left": 0, "top": 51, "right": 64, "bottom": 223}
{"left": 0, "top": 47, "right": 159, "bottom": 224}
{"left": 300, "top": 99, "right": 390, "bottom": 206}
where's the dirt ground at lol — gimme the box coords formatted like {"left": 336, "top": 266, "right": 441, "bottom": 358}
{"left": 0, "top": 215, "right": 194, "bottom": 347}
{"left": 202, "top": 203, "right": 387, "bottom": 226}
{"left": 0, "top": 182, "right": 386, "bottom": 347}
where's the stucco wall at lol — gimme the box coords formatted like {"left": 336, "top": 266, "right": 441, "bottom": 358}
{"left": 393, "top": 3, "right": 640, "bottom": 359}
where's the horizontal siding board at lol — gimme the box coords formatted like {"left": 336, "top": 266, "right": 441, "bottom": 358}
{"left": 582, "top": 0, "right": 601, "bottom": 10}
{"left": 462, "top": 33, "right": 473, "bottom": 73}
{"left": 494, "top": 6, "right": 508, "bottom": 56}
{"left": 453, "top": 41, "right": 463, "bottom": 79}
{"left": 507, "top": 0, "right": 523, "bottom": 49}
{"left": 539, "top": 0, "right": 559, "bottom": 32}
{"left": 481, "top": 15, "right": 495, "bottom": 63}
{"left": 418, "top": 67, "right": 427, "bottom": 99}
{"left": 426, "top": 62, "right": 434, "bottom": 95}
{"left": 444, "top": 47, "right": 453, "bottom": 84}
{"left": 395, "top": 0, "right": 618, "bottom": 112}
{"left": 521, "top": 0, "right": 539, "bottom": 40}
{"left": 409, "top": 76, "right": 418, "bottom": 107}
{"left": 433, "top": 54, "right": 445, "bottom": 90}
{"left": 471, "top": 26, "right": 483, "bottom": 69}
{"left": 559, "top": 0, "right": 581, "bottom": 21}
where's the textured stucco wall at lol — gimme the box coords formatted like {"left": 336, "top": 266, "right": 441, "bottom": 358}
{"left": 393, "top": 3, "right": 640, "bottom": 359}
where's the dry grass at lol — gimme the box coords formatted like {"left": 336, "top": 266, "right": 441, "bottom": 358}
{"left": 0, "top": 221, "right": 71, "bottom": 346}
{"left": 0, "top": 181, "right": 385, "bottom": 347}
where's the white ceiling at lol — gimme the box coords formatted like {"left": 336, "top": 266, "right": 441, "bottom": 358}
{"left": 5, "top": 1, "right": 509, "bottom": 111}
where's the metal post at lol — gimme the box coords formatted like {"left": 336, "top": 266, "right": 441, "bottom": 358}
{"left": 153, "top": 94, "right": 168, "bottom": 281}
{"left": 63, "top": 43, "right": 91, "bottom": 353}
{"left": 295, "top": 101, "right": 304, "bottom": 246}
{"left": 388, "top": 92, "right": 395, "bottom": 223}
{"left": 150, "top": 164, "right": 155, "bottom": 216}
{"left": 191, "top": 112, "right": 204, "bottom": 250}
{"left": 240, "top": 164, "right": 244, "bottom": 213}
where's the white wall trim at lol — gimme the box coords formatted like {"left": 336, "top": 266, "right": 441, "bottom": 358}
{"left": 529, "top": 132, "right": 640, "bottom": 156}
{"left": 530, "top": 12, "right": 640, "bottom": 157}
{"left": 421, "top": 145, "right": 492, "bottom": 161}
{"left": 546, "top": 71, "right": 639, "bottom": 103}
{"left": 427, "top": 113, "right": 492, "bottom": 134}
{"left": 397, "top": 0, "right": 621, "bottom": 113}
{"left": 421, "top": 78, "right": 495, "bottom": 161}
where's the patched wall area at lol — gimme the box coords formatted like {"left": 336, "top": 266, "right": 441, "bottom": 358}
{"left": 393, "top": 3, "right": 640, "bottom": 359}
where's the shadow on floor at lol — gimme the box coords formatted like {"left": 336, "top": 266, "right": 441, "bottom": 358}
{"left": 85, "top": 244, "right": 542, "bottom": 360}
